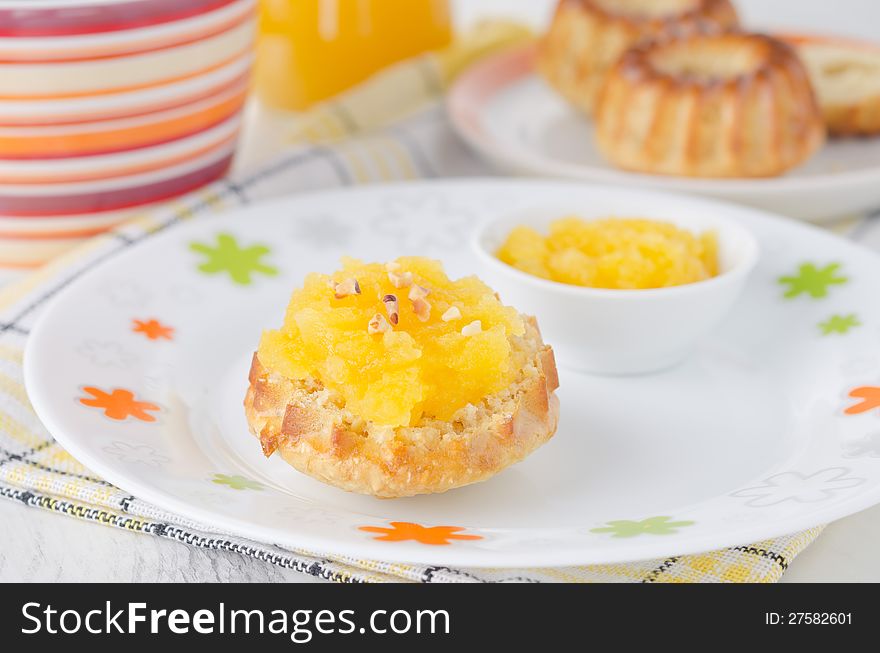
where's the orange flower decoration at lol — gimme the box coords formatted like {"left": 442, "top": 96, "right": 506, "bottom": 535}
{"left": 132, "top": 318, "right": 174, "bottom": 341}
{"left": 79, "top": 387, "right": 159, "bottom": 422}
{"left": 359, "top": 521, "right": 483, "bottom": 546}
{"left": 845, "top": 386, "right": 880, "bottom": 415}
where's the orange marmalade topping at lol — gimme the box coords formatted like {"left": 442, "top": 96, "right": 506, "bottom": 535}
{"left": 497, "top": 217, "right": 718, "bottom": 289}
{"left": 257, "top": 257, "right": 524, "bottom": 428}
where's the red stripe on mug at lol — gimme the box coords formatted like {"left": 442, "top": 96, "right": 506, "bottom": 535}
{"left": 0, "top": 5, "right": 255, "bottom": 64}
{"left": 0, "top": 153, "right": 232, "bottom": 216}
{"left": 0, "top": 0, "right": 241, "bottom": 38}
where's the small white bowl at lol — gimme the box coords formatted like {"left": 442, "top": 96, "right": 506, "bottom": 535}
{"left": 472, "top": 202, "right": 759, "bottom": 375}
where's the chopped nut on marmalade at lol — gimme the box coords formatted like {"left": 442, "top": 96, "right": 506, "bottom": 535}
{"left": 257, "top": 257, "right": 525, "bottom": 428}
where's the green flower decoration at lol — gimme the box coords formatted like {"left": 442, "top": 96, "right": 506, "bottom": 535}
{"left": 819, "top": 314, "right": 861, "bottom": 336}
{"left": 212, "top": 473, "right": 264, "bottom": 491}
{"left": 779, "top": 262, "right": 847, "bottom": 299}
{"left": 591, "top": 516, "right": 695, "bottom": 538}
{"left": 190, "top": 233, "right": 278, "bottom": 286}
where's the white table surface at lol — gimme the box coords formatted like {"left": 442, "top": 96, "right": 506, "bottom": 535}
{"left": 3, "top": 0, "right": 880, "bottom": 583}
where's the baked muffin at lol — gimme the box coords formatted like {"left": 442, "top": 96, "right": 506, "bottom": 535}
{"left": 595, "top": 31, "right": 826, "bottom": 177}
{"left": 538, "top": 0, "right": 739, "bottom": 115}
{"left": 244, "top": 257, "right": 559, "bottom": 498}
{"left": 784, "top": 35, "right": 880, "bottom": 137}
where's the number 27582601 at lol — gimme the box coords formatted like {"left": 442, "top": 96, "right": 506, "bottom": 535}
{"left": 765, "top": 613, "right": 852, "bottom": 625}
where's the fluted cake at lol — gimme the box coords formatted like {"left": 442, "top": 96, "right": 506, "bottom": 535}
{"left": 538, "top": 0, "right": 739, "bottom": 116}
{"left": 785, "top": 35, "right": 880, "bottom": 137}
{"left": 594, "top": 31, "right": 826, "bottom": 177}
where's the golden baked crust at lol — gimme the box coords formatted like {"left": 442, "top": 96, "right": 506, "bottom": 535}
{"left": 538, "top": 0, "right": 739, "bottom": 115}
{"left": 244, "top": 317, "right": 560, "bottom": 498}
{"left": 783, "top": 34, "right": 880, "bottom": 137}
{"left": 594, "top": 31, "right": 826, "bottom": 177}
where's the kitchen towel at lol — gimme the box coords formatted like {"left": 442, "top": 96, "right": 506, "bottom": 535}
{"left": 3, "top": 21, "right": 877, "bottom": 582}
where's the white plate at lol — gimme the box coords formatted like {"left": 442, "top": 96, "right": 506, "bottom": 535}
{"left": 447, "top": 45, "right": 880, "bottom": 223}
{"left": 23, "top": 180, "right": 880, "bottom": 567}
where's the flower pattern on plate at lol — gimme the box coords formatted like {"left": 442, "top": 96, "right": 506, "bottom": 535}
{"left": 778, "top": 262, "right": 847, "bottom": 299}
{"left": 100, "top": 280, "right": 153, "bottom": 308}
{"left": 79, "top": 387, "right": 159, "bottom": 422}
{"left": 819, "top": 314, "right": 860, "bottom": 336}
{"left": 590, "top": 516, "right": 695, "bottom": 538}
{"left": 843, "top": 432, "right": 880, "bottom": 459}
{"left": 730, "top": 468, "right": 865, "bottom": 507}
{"left": 845, "top": 386, "right": 880, "bottom": 415}
{"left": 132, "top": 318, "right": 174, "bottom": 341}
{"left": 190, "top": 233, "right": 278, "bottom": 286}
{"left": 371, "top": 194, "right": 474, "bottom": 252}
{"left": 211, "top": 473, "right": 264, "bottom": 491}
{"left": 359, "top": 522, "right": 483, "bottom": 546}
{"left": 101, "top": 441, "right": 170, "bottom": 467}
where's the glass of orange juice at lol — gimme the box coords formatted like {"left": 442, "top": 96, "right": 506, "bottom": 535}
{"left": 255, "top": 0, "right": 453, "bottom": 111}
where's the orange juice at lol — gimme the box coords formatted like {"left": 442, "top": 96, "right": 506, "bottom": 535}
{"left": 256, "top": 0, "right": 453, "bottom": 110}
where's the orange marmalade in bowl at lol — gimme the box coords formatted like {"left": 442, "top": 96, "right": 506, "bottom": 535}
{"left": 496, "top": 217, "right": 718, "bottom": 289}
{"left": 257, "top": 257, "right": 526, "bottom": 428}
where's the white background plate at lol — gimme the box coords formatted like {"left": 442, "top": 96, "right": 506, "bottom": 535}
{"left": 447, "top": 45, "right": 880, "bottom": 223}
{"left": 23, "top": 180, "right": 880, "bottom": 566}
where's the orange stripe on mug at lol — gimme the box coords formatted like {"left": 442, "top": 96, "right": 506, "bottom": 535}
{"left": 0, "top": 91, "right": 246, "bottom": 159}
{"left": 0, "top": 261, "right": 45, "bottom": 269}
{"left": 0, "top": 224, "right": 123, "bottom": 240}
{"left": 0, "top": 132, "right": 237, "bottom": 184}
